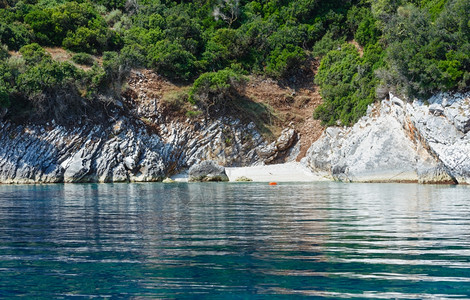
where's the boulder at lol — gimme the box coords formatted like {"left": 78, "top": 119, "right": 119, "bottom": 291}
{"left": 188, "top": 160, "right": 229, "bottom": 182}
{"left": 235, "top": 176, "right": 253, "bottom": 182}
{"left": 275, "top": 128, "right": 297, "bottom": 151}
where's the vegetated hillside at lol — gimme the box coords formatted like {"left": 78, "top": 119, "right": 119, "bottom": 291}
{"left": 0, "top": 0, "right": 469, "bottom": 128}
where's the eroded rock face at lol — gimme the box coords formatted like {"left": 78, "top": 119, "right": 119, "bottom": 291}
{"left": 257, "top": 127, "right": 298, "bottom": 163}
{"left": 302, "top": 92, "right": 470, "bottom": 184}
{"left": 188, "top": 160, "right": 229, "bottom": 182}
{"left": 0, "top": 115, "right": 300, "bottom": 183}
{"left": 0, "top": 70, "right": 303, "bottom": 184}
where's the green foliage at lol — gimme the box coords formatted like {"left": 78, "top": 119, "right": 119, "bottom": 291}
{"left": 380, "top": 1, "right": 470, "bottom": 98}
{"left": 147, "top": 40, "right": 197, "bottom": 81}
{"left": 266, "top": 44, "right": 307, "bottom": 78}
{"left": 354, "top": 11, "right": 381, "bottom": 46}
{"left": 24, "top": 1, "right": 118, "bottom": 53}
{"left": 19, "top": 43, "right": 49, "bottom": 64}
{"left": 420, "top": 0, "right": 448, "bottom": 19}
{"left": 0, "top": 84, "right": 8, "bottom": 108}
{"left": 189, "top": 68, "right": 246, "bottom": 113}
{"left": 63, "top": 26, "right": 106, "bottom": 53}
{"left": 1, "top": 0, "right": 469, "bottom": 126}
{"left": 202, "top": 28, "right": 245, "bottom": 71}
{"left": 312, "top": 31, "right": 345, "bottom": 58}
{"left": 94, "top": 0, "right": 126, "bottom": 10}
{"left": 24, "top": 9, "right": 55, "bottom": 44}
{"left": 0, "top": 0, "right": 361, "bottom": 86}
{"left": 0, "top": 21, "right": 31, "bottom": 50}
{"left": 17, "top": 60, "right": 79, "bottom": 98}
{"left": 0, "top": 44, "right": 8, "bottom": 60}
{"left": 314, "top": 43, "right": 384, "bottom": 126}
{"left": 0, "top": 61, "right": 10, "bottom": 108}
{"left": 71, "top": 52, "right": 94, "bottom": 65}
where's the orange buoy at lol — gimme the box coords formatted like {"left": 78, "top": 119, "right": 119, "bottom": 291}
{"left": 269, "top": 182, "right": 277, "bottom": 186}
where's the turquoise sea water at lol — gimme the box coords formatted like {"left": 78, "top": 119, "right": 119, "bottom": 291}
{"left": 1, "top": 182, "right": 470, "bottom": 298}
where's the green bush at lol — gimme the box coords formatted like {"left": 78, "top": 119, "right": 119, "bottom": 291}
{"left": 19, "top": 43, "right": 50, "bottom": 64}
{"left": 380, "top": 2, "right": 470, "bottom": 98}
{"left": 354, "top": 11, "right": 381, "bottom": 46}
{"left": 17, "top": 60, "right": 80, "bottom": 98}
{"left": 312, "top": 31, "right": 346, "bottom": 58}
{"left": 24, "top": 1, "right": 118, "bottom": 53}
{"left": 0, "top": 22, "right": 32, "bottom": 50}
{"left": 266, "top": 44, "right": 307, "bottom": 78}
{"left": 202, "top": 28, "right": 245, "bottom": 71}
{"left": 62, "top": 26, "right": 106, "bottom": 54}
{"left": 189, "top": 69, "right": 246, "bottom": 114}
{"left": 314, "top": 43, "right": 382, "bottom": 126}
{"left": 0, "top": 81, "right": 9, "bottom": 108}
{"left": 24, "top": 9, "right": 55, "bottom": 44}
{"left": 147, "top": 40, "right": 197, "bottom": 81}
{"left": 0, "top": 44, "right": 8, "bottom": 60}
{"left": 71, "top": 52, "right": 94, "bottom": 65}
{"left": 119, "top": 44, "right": 146, "bottom": 67}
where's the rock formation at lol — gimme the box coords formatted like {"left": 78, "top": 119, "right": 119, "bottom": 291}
{"left": 0, "top": 116, "right": 281, "bottom": 183}
{"left": 188, "top": 160, "right": 229, "bottom": 182}
{"left": 302, "top": 92, "right": 470, "bottom": 184}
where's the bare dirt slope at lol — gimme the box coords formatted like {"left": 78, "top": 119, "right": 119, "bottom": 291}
{"left": 244, "top": 71, "right": 324, "bottom": 160}
{"left": 125, "top": 67, "right": 325, "bottom": 161}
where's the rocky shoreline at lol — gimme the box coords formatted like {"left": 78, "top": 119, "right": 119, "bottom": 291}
{"left": 0, "top": 92, "right": 469, "bottom": 184}
{"left": 0, "top": 115, "right": 301, "bottom": 183}
{"left": 301, "top": 92, "right": 470, "bottom": 184}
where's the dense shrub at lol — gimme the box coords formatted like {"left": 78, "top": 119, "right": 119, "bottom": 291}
{"left": 17, "top": 60, "right": 79, "bottom": 98}
{"left": 147, "top": 40, "right": 197, "bottom": 81}
{"left": 266, "top": 44, "right": 307, "bottom": 78}
{"left": 19, "top": 43, "right": 49, "bottom": 64}
{"left": 312, "top": 31, "right": 345, "bottom": 58}
{"left": 0, "top": 85, "right": 8, "bottom": 108}
{"left": 0, "top": 44, "right": 8, "bottom": 60}
{"left": 380, "top": 1, "right": 470, "bottom": 98}
{"left": 0, "top": 62, "right": 10, "bottom": 108}
{"left": 314, "top": 43, "right": 384, "bottom": 126}
{"left": 71, "top": 52, "right": 94, "bottom": 66}
{"left": 0, "top": 22, "right": 31, "bottom": 50}
{"left": 24, "top": 2, "right": 118, "bottom": 53}
{"left": 2, "top": 0, "right": 470, "bottom": 126}
{"left": 189, "top": 69, "right": 246, "bottom": 114}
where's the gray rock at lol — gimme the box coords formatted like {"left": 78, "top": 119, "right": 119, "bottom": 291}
{"left": 0, "top": 108, "right": 300, "bottom": 183}
{"left": 275, "top": 128, "right": 297, "bottom": 151}
{"left": 188, "top": 160, "right": 229, "bottom": 182}
{"left": 444, "top": 99, "right": 470, "bottom": 133}
{"left": 258, "top": 143, "right": 277, "bottom": 163}
{"left": 429, "top": 103, "right": 444, "bottom": 116}
{"left": 302, "top": 92, "right": 470, "bottom": 184}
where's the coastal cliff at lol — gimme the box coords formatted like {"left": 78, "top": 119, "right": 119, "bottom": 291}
{"left": 302, "top": 93, "right": 470, "bottom": 184}
{"left": 0, "top": 70, "right": 303, "bottom": 183}
{"left": 1, "top": 84, "right": 469, "bottom": 184}
{"left": 0, "top": 117, "right": 297, "bottom": 183}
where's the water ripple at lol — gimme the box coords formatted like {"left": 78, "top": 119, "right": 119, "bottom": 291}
{"left": 0, "top": 182, "right": 470, "bottom": 298}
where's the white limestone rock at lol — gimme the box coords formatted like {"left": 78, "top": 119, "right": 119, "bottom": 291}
{"left": 303, "top": 92, "right": 469, "bottom": 184}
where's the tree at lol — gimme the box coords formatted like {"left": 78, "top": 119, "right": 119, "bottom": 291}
{"left": 147, "top": 39, "right": 197, "bottom": 81}
{"left": 266, "top": 44, "right": 307, "bottom": 78}
{"left": 189, "top": 68, "right": 245, "bottom": 114}
{"left": 213, "top": 0, "right": 239, "bottom": 27}
{"left": 314, "top": 43, "right": 380, "bottom": 126}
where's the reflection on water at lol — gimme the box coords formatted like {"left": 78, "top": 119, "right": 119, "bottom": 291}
{"left": 0, "top": 182, "right": 470, "bottom": 298}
